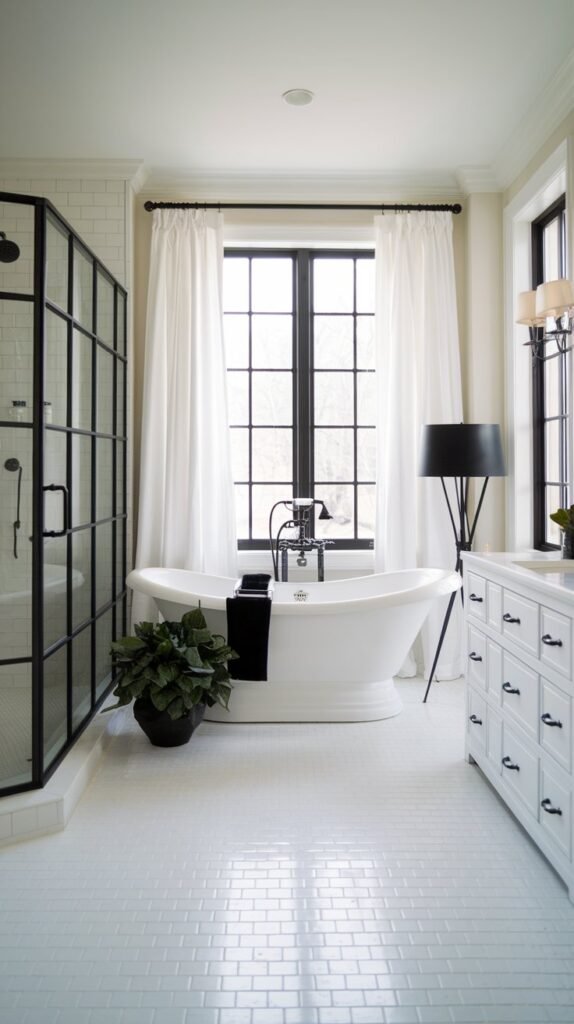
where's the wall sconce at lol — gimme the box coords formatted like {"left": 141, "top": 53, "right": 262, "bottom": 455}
{"left": 516, "top": 278, "right": 574, "bottom": 361}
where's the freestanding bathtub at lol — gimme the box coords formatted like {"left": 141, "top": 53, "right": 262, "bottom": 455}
{"left": 127, "top": 567, "right": 461, "bottom": 722}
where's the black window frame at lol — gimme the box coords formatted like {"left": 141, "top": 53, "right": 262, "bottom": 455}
{"left": 532, "top": 195, "right": 568, "bottom": 550}
{"left": 223, "top": 247, "right": 376, "bottom": 551}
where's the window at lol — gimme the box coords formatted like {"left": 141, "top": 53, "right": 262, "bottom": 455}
{"left": 223, "top": 249, "right": 376, "bottom": 549}
{"left": 532, "top": 196, "right": 569, "bottom": 549}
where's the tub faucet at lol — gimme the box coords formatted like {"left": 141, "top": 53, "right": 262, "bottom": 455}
{"left": 269, "top": 498, "right": 333, "bottom": 582}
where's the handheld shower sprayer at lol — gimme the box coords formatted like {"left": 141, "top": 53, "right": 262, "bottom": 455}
{"left": 4, "top": 457, "right": 23, "bottom": 559}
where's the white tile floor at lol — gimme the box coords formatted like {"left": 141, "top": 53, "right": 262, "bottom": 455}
{"left": 1, "top": 678, "right": 574, "bottom": 1024}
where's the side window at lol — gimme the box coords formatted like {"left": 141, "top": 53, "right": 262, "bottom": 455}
{"left": 532, "top": 196, "right": 569, "bottom": 549}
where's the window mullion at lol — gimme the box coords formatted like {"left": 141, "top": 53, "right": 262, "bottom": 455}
{"left": 296, "top": 251, "right": 311, "bottom": 500}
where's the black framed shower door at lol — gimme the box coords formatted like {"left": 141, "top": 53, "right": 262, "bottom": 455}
{"left": 0, "top": 191, "right": 127, "bottom": 796}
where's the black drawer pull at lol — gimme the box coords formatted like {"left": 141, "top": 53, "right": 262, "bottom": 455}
{"left": 503, "top": 612, "right": 521, "bottom": 624}
{"left": 469, "top": 652, "right": 483, "bottom": 662}
{"left": 541, "top": 712, "right": 563, "bottom": 728}
{"left": 541, "top": 633, "right": 563, "bottom": 647}
{"left": 502, "top": 681, "right": 520, "bottom": 695}
{"left": 469, "top": 593, "right": 484, "bottom": 603}
{"left": 502, "top": 755, "right": 520, "bottom": 771}
{"left": 541, "top": 797, "right": 563, "bottom": 816}
{"left": 469, "top": 714, "right": 483, "bottom": 725}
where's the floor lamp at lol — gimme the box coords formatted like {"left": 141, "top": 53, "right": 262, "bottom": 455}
{"left": 419, "top": 423, "right": 506, "bottom": 702}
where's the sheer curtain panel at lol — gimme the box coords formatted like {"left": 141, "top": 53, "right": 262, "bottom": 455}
{"left": 374, "top": 211, "right": 463, "bottom": 679}
{"left": 134, "top": 209, "right": 237, "bottom": 623}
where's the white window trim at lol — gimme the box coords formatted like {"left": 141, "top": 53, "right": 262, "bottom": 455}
{"left": 503, "top": 139, "right": 570, "bottom": 551}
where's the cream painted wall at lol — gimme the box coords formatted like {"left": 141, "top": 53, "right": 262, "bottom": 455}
{"left": 464, "top": 193, "right": 505, "bottom": 553}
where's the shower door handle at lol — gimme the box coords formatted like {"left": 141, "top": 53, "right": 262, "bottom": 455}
{"left": 42, "top": 484, "right": 69, "bottom": 537}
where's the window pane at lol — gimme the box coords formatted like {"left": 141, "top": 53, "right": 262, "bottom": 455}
{"left": 314, "top": 372, "right": 354, "bottom": 425}
{"left": 315, "top": 484, "right": 354, "bottom": 538}
{"left": 227, "top": 371, "right": 249, "bottom": 425}
{"left": 252, "top": 428, "right": 292, "bottom": 481}
{"left": 314, "top": 428, "right": 354, "bottom": 481}
{"left": 116, "top": 358, "right": 125, "bottom": 437}
{"left": 544, "top": 357, "right": 560, "bottom": 419}
{"left": 314, "top": 316, "right": 353, "bottom": 369}
{"left": 72, "top": 625, "right": 92, "bottom": 729}
{"left": 252, "top": 371, "right": 292, "bottom": 425}
{"left": 0, "top": 664, "right": 32, "bottom": 788}
{"left": 253, "top": 484, "right": 294, "bottom": 539}
{"left": 546, "top": 485, "right": 562, "bottom": 545}
{"left": 356, "top": 259, "right": 375, "bottom": 313}
{"left": 71, "top": 434, "right": 92, "bottom": 527}
{"left": 95, "top": 608, "right": 113, "bottom": 699}
{"left": 357, "top": 372, "right": 376, "bottom": 426}
{"left": 223, "top": 257, "right": 249, "bottom": 311}
{"left": 96, "top": 438, "right": 114, "bottom": 521}
{"left": 357, "top": 316, "right": 375, "bottom": 369}
{"left": 95, "top": 521, "right": 113, "bottom": 612}
{"left": 357, "top": 428, "right": 376, "bottom": 481}
{"left": 252, "top": 258, "right": 292, "bottom": 312}
{"left": 43, "top": 535, "right": 67, "bottom": 650}
{"left": 313, "top": 258, "right": 353, "bottom": 313}
{"left": 43, "top": 645, "right": 68, "bottom": 768}
{"left": 96, "top": 345, "right": 114, "bottom": 435}
{"left": 72, "top": 528, "right": 92, "bottom": 630}
{"left": 543, "top": 219, "right": 560, "bottom": 282}
{"left": 116, "top": 291, "right": 126, "bottom": 356}
{"left": 230, "top": 427, "right": 249, "bottom": 481}
{"left": 252, "top": 315, "right": 292, "bottom": 368}
{"left": 357, "top": 484, "right": 376, "bottom": 538}
{"left": 545, "top": 420, "right": 561, "bottom": 483}
{"left": 224, "top": 314, "right": 249, "bottom": 368}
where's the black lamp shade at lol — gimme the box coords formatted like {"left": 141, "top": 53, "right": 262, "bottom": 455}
{"left": 419, "top": 423, "right": 506, "bottom": 478}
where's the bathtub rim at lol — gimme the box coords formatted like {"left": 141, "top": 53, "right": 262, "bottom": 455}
{"left": 127, "top": 566, "right": 461, "bottom": 616}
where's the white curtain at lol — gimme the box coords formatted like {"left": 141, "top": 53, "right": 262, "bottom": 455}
{"left": 374, "top": 211, "right": 463, "bottom": 679}
{"left": 133, "top": 209, "right": 237, "bottom": 622}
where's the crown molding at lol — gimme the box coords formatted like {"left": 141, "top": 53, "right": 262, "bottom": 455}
{"left": 455, "top": 166, "right": 501, "bottom": 194}
{"left": 0, "top": 158, "right": 146, "bottom": 184}
{"left": 139, "top": 169, "right": 463, "bottom": 203}
{"left": 493, "top": 49, "right": 574, "bottom": 190}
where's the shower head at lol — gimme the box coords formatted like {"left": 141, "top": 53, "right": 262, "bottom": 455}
{"left": 4, "top": 458, "right": 21, "bottom": 472}
{"left": 0, "top": 232, "right": 20, "bottom": 264}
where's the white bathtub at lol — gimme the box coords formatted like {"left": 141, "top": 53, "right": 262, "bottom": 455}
{"left": 127, "top": 566, "right": 461, "bottom": 723}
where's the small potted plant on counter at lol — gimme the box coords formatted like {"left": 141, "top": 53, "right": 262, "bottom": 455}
{"left": 103, "top": 608, "right": 236, "bottom": 746}
{"left": 549, "top": 504, "right": 574, "bottom": 559}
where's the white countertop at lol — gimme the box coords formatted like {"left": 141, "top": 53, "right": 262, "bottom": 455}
{"left": 462, "top": 550, "right": 574, "bottom": 603}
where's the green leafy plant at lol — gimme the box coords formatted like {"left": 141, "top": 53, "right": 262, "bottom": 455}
{"left": 104, "top": 608, "right": 236, "bottom": 720}
{"left": 549, "top": 505, "right": 574, "bottom": 532}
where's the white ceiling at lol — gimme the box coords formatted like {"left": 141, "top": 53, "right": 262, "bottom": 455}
{"left": 1, "top": 0, "right": 574, "bottom": 189}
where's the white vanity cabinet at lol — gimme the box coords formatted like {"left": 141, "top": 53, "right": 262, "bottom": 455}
{"left": 462, "top": 552, "right": 574, "bottom": 901}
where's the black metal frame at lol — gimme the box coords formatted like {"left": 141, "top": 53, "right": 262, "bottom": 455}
{"left": 532, "top": 195, "right": 568, "bottom": 550}
{"left": 0, "top": 191, "right": 127, "bottom": 797}
{"left": 224, "top": 248, "right": 375, "bottom": 549}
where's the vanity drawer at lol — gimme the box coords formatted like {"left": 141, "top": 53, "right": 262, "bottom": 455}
{"left": 539, "top": 764, "right": 571, "bottom": 860}
{"left": 501, "top": 651, "right": 539, "bottom": 739}
{"left": 467, "top": 689, "right": 486, "bottom": 751}
{"left": 540, "top": 678, "right": 572, "bottom": 773}
{"left": 501, "top": 723, "right": 539, "bottom": 816}
{"left": 467, "top": 626, "right": 487, "bottom": 690}
{"left": 502, "top": 589, "right": 539, "bottom": 658}
{"left": 540, "top": 606, "right": 572, "bottom": 680}
{"left": 467, "top": 572, "right": 486, "bottom": 622}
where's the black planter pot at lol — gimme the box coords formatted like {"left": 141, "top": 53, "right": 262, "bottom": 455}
{"left": 133, "top": 700, "right": 205, "bottom": 747}
{"left": 562, "top": 530, "right": 574, "bottom": 559}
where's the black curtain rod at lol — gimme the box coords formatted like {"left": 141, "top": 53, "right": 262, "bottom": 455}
{"left": 144, "top": 200, "right": 462, "bottom": 214}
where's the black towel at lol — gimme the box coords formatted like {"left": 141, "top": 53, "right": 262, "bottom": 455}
{"left": 226, "top": 595, "right": 272, "bottom": 681}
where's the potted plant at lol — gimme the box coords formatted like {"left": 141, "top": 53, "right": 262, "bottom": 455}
{"left": 103, "top": 607, "right": 236, "bottom": 747}
{"left": 549, "top": 505, "right": 574, "bottom": 558}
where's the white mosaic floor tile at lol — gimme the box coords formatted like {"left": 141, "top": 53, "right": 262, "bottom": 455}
{"left": 0, "top": 678, "right": 573, "bottom": 1024}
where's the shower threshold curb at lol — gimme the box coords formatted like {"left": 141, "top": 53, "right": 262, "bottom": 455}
{"left": 0, "top": 698, "right": 120, "bottom": 848}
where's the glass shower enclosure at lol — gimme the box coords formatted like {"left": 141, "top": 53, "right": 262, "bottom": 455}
{"left": 0, "top": 191, "right": 127, "bottom": 796}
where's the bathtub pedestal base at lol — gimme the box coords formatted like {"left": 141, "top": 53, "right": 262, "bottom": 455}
{"left": 204, "top": 676, "right": 402, "bottom": 724}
